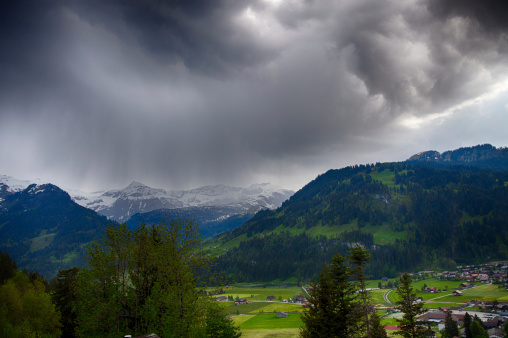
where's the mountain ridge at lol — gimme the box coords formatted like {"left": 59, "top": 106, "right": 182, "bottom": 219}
{"left": 0, "top": 183, "right": 113, "bottom": 278}
{"left": 0, "top": 176, "right": 294, "bottom": 223}
{"left": 407, "top": 144, "right": 508, "bottom": 170}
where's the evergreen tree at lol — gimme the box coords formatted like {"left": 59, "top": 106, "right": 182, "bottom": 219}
{"left": 470, "top": 319, "right": 488, "bottom": 338}
{"left": 0, "top": 251, "right": 16, "bottom": 285}
{"left": 395, "top": 273, "right": 427, "bottom": 337}
{"left": 442, "top": 312, "right": 459, "bottom": 338}
{"left": 370, "top": 313, "right": 388, "bottom": 338}
{"left": 348, "top": 244, "right": 373, "bottom": 337}
{"left": 300, "top": 252, "right": 358, "bottom": 337}
{"left": 463, "top": 312, "right": 472, "bottom": 338}
{"left": 301, "top": 246, "right": 375, "bottom": 337}
{"left": 51, "top": 267, "right": 79, "bottom": 338}
{"left": 504, "top": 320, "right": 508, "bottom": 338}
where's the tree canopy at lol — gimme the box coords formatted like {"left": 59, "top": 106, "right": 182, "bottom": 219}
{"left": 300, "top": 245, "right": 385, "bottom": 338}
{"left": 74, "top": 218, "right": 239, "bottom": 337}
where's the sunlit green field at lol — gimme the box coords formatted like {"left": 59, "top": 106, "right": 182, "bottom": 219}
{"left": 239, "top": 328, "right": 301, "bottom": 338}
{"left": 221, "top": 286, "right": 303, "bottom": 302}
{"left": 231, "top": 313, "right": 303, "bottom": 338}
{"left": 370, "top": 289, "right": 391, "bottom": 307}
{"left": 240, "top": 313, "right": 304, "bottom": 330}
{"left": 224, "top": 280, "right": 507, "bottom": 337}
{"left": 387, "top": 279, "right": 468, "bottom": 303}
{"left": 226, "top": 302, "right": 271, "bottom": 315}
{"left": 436, "top": 284, "right": 508, "bottom": 302}
{"left": 250, "top": 303, "right": 305, "bottom": 313}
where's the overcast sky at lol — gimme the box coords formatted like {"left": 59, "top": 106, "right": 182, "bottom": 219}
{"left": 1, "top": 0, "right": 508, "bottom": 192}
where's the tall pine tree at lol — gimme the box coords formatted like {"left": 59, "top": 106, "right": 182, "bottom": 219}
{"left": 301, "top": 246, "right": 381, "bottom": 337}
{"left": 395, "top": 273, "right": 428, "bottom": 338}
{"left": 442, "top": 312, "right": 459, "bottom": 338}
{"left": 301, "top": 253, "right": 358, "bottom": 337}
{"left": 348, "top": 244, "right": 373, "bottom": 337}
{"left": 463, "top": 312, "right": 472, "bottom": 338}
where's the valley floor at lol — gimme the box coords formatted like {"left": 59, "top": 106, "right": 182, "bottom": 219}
{"left": 220, "top": 279, "right": 508, "bottom": 337}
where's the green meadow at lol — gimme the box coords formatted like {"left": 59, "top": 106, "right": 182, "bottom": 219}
{"left": 223, "top": 279, "right": 508, "bottom": 337}
{"left": 234, "top": 313, "right": 303, "bottom": 337}
{"left": 435, "top": 284, "right": 508, "bottom": 302}
{"left": 220, "top": 285, "right": 304, "bottom": 302}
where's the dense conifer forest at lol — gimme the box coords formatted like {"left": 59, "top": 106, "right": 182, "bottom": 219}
{"left": 214, "top": 162, "right": 508, "bottom": 282}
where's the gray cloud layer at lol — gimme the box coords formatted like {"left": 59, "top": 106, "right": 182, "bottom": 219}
{"left": 1, "top": 0, "right": 508, "bottom": 191}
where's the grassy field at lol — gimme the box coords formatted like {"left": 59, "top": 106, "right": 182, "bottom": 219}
{"left": 370, "top": 289, "right": 391, "bottom": 307}
{"left": 221, "top": 286, "right": 303, "bottom": 302}
{"left": 250, "top": 303, "right": 306, "bottom": 313}
{"left": 435, "top": 284, "right": 508, "bottom": 302}
{"left": 226, "top": 302, "right": 271, "bottom": 315}
{"left": 240, "top": 328, "right": 301, "bottom": 338}
{"left": 422, "top": 302, "right": 461, "bottom": 309}
{"left": 358, "top": 223, "right": 406, "bottom": 246}
{"left": 30, "top": 232, "right": 56, "bottom": 251}
{"left": 387, "top": 278, "right": 466, "bottom": 303}
{"left": 385, "top": 280, "right": 508, "bottom": 306}
{"left": 370, "top": 170, "right": 397, "bottom": 188}
{"left": 240, "top": 313, "right": 304, "bottom": 330}
{"left": 227, "top": 280, "right": 507, "bottom": 337}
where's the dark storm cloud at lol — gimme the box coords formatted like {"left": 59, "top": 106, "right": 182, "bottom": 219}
{"left": 64, "top": 0, "right": 278, "bottom": 76}
{"left": 1, "top": 0, "right": 508, "bottom": 191}
{"left": 428, "top": 0, "right": 508, "bottom": 32}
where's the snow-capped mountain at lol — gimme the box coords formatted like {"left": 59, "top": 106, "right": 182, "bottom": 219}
{"left": 0, "top": 174, "right": 294, "bottom": 223}
{"left": 70, "top": 181, "right": 294, "bottom": 222}
{"left": 0, "top": 175, "right": 43, "bottom": 200}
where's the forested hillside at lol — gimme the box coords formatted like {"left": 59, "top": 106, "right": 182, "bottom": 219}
{"left": 0, "top": 184, "right": 113, "bottom": 278}
{"left": 213, "top": 163, "right": 508, "bottom": 282}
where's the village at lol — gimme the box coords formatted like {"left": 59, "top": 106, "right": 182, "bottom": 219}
{"left": 207, "top": 262, "right": 508, "bottom": 337}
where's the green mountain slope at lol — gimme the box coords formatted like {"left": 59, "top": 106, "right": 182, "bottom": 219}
{"left": 0, "top": 184, "right": 114, "bottom": 278}
{"left": 212, "top": 162, "right": 508, "bottom": 282}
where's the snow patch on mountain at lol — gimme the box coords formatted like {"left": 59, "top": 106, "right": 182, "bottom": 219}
{"left": 0, "top": 174, "right": 294, "bottom": 223}
{"left": 0, "top": 175, "right": 43, "bottom": 193}
{"left": 70, "top": 181, "right": 293, "bottom": 222}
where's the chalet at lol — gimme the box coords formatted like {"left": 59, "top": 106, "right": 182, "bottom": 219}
{"left": 460, "top": 282, "right": 472, "bottom": 288}
{"left": 382, "top": 277, "right": 389, "bottom": 282}
{"left": 266, "top": 296, "right": 277, "bottom": 301}
{"left": 452, "top": 290, "right": 462, "bottom": 296}
{"left": 214, "top": 296, "right": 228, "bottom": 302}
{"left": 418, "top": 313, "right": 465, "bottom": 326}
{"left": 487, "top": 328, "right": 504, "bottom": 338}
{"left": 447, "top": 271, "right": 458, "bottom": 279}
{"left": 277, "top": 311, "right": 288, "bottom": 318}
{"left": 483, "top": 317, "right": 503, "bottom": 329}
{"left": 293, "top": 295, "right": 306, "bottom": 303}
{"left": 425, "top": 286, "right": 439, "bottom": 293}
{"left": 479, "top": 274, "right": 490, "bottom": 282}
{"left": 237, "top": 298, "right": 247, "bottom": 304}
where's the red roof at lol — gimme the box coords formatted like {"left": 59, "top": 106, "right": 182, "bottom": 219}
{"left": 383, "top": 325, "right": 400, "bottom": 330}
